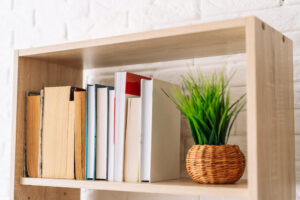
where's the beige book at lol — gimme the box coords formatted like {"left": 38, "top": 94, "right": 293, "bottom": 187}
{"left": 42, "top": 86, "right": 75, "bottom": 179}
{"left": 74, "top": 91, "right": 86, "bottom": 180}
{"left": 26, "top": 94, "right": 41, "bottom": 178}
{"left": 140, "top": 79, "right": 181, "bottom": 183}
{"left": 124, "top": 98, "right": 141, "bottom": 182}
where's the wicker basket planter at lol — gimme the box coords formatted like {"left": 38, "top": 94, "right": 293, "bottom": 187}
{"left": 186, "top": 145, "right": 245, "bottom": 184}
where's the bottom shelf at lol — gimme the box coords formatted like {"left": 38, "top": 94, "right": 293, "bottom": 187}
{"left": 20, "top": 177, "right": 248, "bottom": 198}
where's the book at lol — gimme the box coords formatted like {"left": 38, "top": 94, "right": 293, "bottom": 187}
{"left": 140, "top": 79, "right": 181, "bottom": 182}
{"left": 96, "top": 86, "right": 114, "bottom": 180}
{"left": 124, "top": 98, "right": 141, "bottom": 182}
{"left": 25, "top": 92, "right": 42, "bottom": 178}
{"left": 107, "top": 90, "right": 115, "bottom": 182}
{"left": 86, "top": 85, "right": 96, "bottom": 180}
{"left": 114, "top": 72, "right": 151, "bottom": 182}
{"left": 74, "top": 91, "right": 86, "bottom": 180}
{"left": 86, "top": 84, "right": 113, "bottom": 180}
{"left": 42, "top": 86, "right": 80, "bottom": 179}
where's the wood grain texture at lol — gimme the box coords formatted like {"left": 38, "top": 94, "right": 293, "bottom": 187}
{"left": 246, "top": 17, "right": 296, "bottom": 200}
{"left": 26, "top": 95, "right": 41, "bottom": 178}
{"left": 18, "top": 18, "right": 247, "bottom": 68}
{"left": 74, "top": 91, "right": 86, "bottom": 180}
{"left": 20, "top": 177, "right": 248, "bottom": 198}
{"left": 10, "top": 56, "right": 82, "bottom": 199}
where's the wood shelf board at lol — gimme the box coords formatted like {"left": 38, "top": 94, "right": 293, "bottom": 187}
{"left": 20, "top": 177, "right": 248, "bottom": 198}
{"left": 18, "top": 17, "right": 250, "bottom": 68}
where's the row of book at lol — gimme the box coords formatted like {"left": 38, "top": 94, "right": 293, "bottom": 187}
{"left": 25, "top": 72, "right": 181, "bottom": 182}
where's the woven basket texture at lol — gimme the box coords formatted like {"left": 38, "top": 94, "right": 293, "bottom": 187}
{"left": 186, "top": 145, "right": 245, "bottom": 184}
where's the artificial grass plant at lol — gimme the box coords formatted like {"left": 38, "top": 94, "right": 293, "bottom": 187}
{"left": 164, "top": 70, "right": 246, "bottom": 145}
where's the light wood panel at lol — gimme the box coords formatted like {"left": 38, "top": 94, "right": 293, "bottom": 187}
{"left": 18, "top": 18, "right": 247, "bottom": 68}
{"left": 10, "top": 55, "right": 82, "bottom": 200}
{"left": 246, "top": 17, "right": 296, "bottom": 200}
{"left": 20, "top": 177, "right": 248, "bottom": 198}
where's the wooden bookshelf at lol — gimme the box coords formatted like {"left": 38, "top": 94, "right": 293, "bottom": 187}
{"left": 11, "top": 17, "right": 295, "bottom": 200}
{"left": 20, "top": 178, "right": 248, "bottom": 198}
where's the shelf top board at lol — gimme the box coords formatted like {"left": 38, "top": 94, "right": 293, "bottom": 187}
{"left": 17, "top": 17, "right": 256, "bottom": 68}
{"left": 20, "top": 177, "right": 248, "bottom": 198}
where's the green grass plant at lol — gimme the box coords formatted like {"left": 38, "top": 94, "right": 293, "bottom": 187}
{"left": 164, "top": 70, "right": 246, "bottom": 145}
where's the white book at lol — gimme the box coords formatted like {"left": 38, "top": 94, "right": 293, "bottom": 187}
{"left": 140, "top": 79, "right": 181, "bottom": 183}
{"left": 140, "top": 80, "right": 152, "bottom": 182}
{"left": 108, "top": 90, "right": 115, "bottom": 182}
{"left": 96, "top": 88, "right": 108, "bottom": 180}
{"left": 87, "top": 85, "right": 96, "bottom": 179}
{"left": 114, "top": 72, "right": 126, "bottom": 182}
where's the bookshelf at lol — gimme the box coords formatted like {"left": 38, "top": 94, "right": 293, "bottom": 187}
{"left": 11, "top": 17, "right": 295, "bottom": 200}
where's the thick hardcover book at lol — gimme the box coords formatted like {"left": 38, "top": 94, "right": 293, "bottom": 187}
{"left": 42, "top": 86, "right": 83, "bottom": 179}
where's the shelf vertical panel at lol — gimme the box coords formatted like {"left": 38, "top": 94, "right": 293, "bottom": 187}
{"left": 10, "top": 55, "right": 82, "bottom": 200}
{"left": 246, "top": 17, "right": 296, "bottom": 200}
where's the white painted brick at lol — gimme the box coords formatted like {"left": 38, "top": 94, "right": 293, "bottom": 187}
{"left": 297, "top": 183, "right": 300, "bottom": 200}
{"left": 0, "top": 29, "right": 13, "bottom": 48}
{"left": 295, "top": 109, "right": 300, "bottom": 134}
{"left": 295, "top": 82, "right": 300, "bottom": 109}
{"left": 35, "top": 0, "right": 67, "bottom": 26}
{"left": 67, "top": 18, "right": 95, "bottom": 41}
{"left": 201, "top": 0, "right": 280, "bottom": 17}
{"left": 14, "top": 0, "right": 36, "bottom": 10}
{"left": 226, "top": 62, "right": 247, "bottom": 87}
{"left": 203, "top": 5, "right": 300, "bottom": 32}
{"left": 243, "top": 5, "right": 300, "bottom": 32}
{"left": 296, "top": 136, "right": 300, "bottom": 162}
{"left": 65, "top": 0, "right": 89, "bottom": 21}
{"left": 90, "top": 0, "right": 154, "bottom": 10}
{"left": 33, "top": 22, "right": 66, "bottom": 46}
{"left": 0, "top": 9, "right": 33, "bottom": 31}
{"left": 128, "top": 0, "right": 200, "bottom": 31}
{"left": 87, "top": 12, "right": 128, "bottom": 39}
{"left": 0, "top": 0, "right": 12, "bottom": 12}
{"left": 284, "top": 0, "right": 300, "bottom": 5}
{"left": 194, "top": 54, "right": 246, "bottom": 66}
{"left": 14, "top": 25, "right": 37, "bottom": 49}
{"left": 0, "top": 179, "right": 10, "bottom": 196}
{"left": 233, "top": 110, "right": 247, "bottom": 136}
{"left": 293, "top": 57, "right": 300, "bottom": 81}
{"left": 285, "top": 31, "right": 300, "bottom": 56}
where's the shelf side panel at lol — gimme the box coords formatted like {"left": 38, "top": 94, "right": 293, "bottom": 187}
{"left": 246, "top": 17, "right": 296, "bottom": 200}
{"left": 10, "top": 56, "right": 82, "bottom": 200}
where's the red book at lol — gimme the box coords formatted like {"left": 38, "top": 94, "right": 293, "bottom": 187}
{"left": 114, "top": 72, "right": 151, "bottom": 182}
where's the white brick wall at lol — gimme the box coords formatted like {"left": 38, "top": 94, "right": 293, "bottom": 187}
{"left": 1, "top": 0, "right": 300, "bottom": 200}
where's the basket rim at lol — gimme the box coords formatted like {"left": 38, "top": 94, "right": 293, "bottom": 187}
{"left": 191, "top": 144, "right": 240, "bottom": 148}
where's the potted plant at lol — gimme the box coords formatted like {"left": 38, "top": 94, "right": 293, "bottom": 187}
{"left": 164, "top": 70, "right": 246, "bottom": 184}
